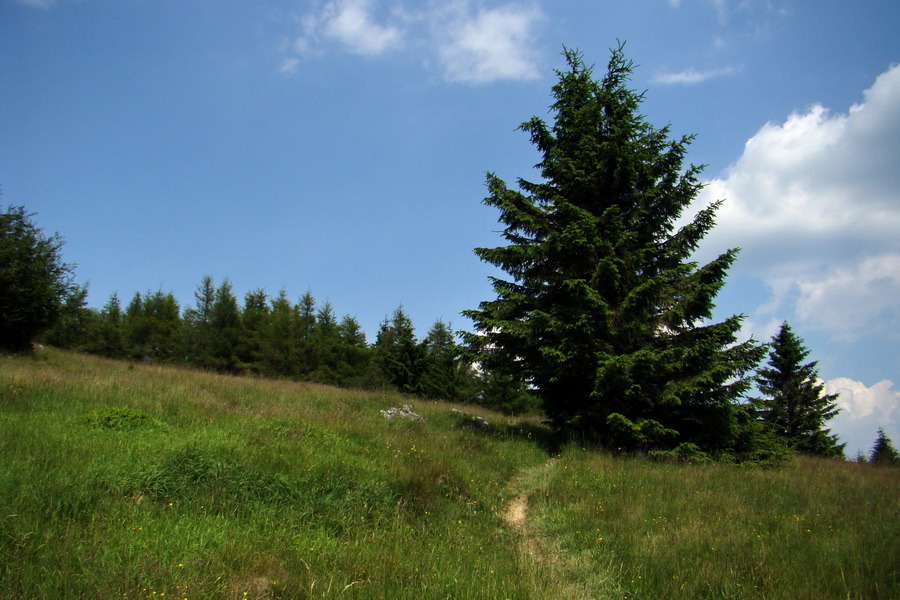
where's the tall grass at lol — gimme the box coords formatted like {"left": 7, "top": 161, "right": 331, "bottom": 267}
{"left": 2, "top": 349, "right": 897, "bottom": 599}
{"left": 529, "top": 448, "right": 899, "bottom": 599}
{"left": 0, "top": 350, "right": 553, "bottom": 599}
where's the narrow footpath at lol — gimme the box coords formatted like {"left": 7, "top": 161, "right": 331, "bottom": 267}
{"left": 502, "top": 459, "right": 598, "bottom": 599}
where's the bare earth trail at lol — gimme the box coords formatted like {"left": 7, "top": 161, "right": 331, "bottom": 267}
{"left": 502, "top": 459, "right": 598, "bottom": 599}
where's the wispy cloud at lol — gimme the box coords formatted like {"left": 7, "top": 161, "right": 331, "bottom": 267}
{"left": 436, "top": 2, "right": 544, "bottom": 84}
{"left": 689, "top": 63, "right": 900, "bottom": 341}
{"left": 295, "top": 0, "right": 403, "bottom": 57}
{"left": 279, "top": 0, "right": 545, "bottom": 84}
{"left": 653, "top": 65, "right": 737, "bottom": 85}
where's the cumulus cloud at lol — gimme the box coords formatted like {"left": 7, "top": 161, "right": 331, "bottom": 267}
{"left": 291, "top": 0, "right": 403, "bottom": 58}
{"left": 653, "top": 66, "right": 737, "bottom": 85}
{"left": 436, "top": 2, "right": 544, "bottom": 83}
{"left": 280, "top": 0, "right": 544, "bottom": 83}
{"left": 826, "top": 377, "right": 900, "bottom": 458}
{"left": 321, "top": 0, "right": 403, "bottom": 55}
{"left": 692, "top": 63, "right": 900, "bottom": 340}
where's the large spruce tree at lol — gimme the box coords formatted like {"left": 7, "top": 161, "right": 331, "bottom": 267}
{"left": 464, "top": 46, "right": 764, "bottom": 452}
{"left": 757, "top": 322, "right": 845, "bottom": 457}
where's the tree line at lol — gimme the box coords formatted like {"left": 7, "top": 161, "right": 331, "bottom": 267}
{"left": 36, "top": 275, "right": 538, "bottom": 414}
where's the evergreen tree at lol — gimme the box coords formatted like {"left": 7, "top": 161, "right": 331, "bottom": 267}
{"left": 309, "top": 300, "right": 341, "bottom": 384}
{"left": 869, "top": 428, "right": 899, "bottom": 466}
{"left": 757, "top": 322, "right": 845, "bottom": 457}
{"left": 295, "top": 291, "right": 318, "bottom": 377}
{"left": 419, "top": 320, "right": 465, "bottom": 401}
{"left": 124, "top": 290, "right": 182, "bottom": 360}
{"left": 258, "top": 289, "right": 305, "bottom": 378}
{"left": 238, "top": 288, "right": 269, "bottom": 372}
{"left": 43, "top": 283, "right": 92, "bottom": 349}
{"left": 208, "top": 278, "right": 243, "bottom": 372}
{"left": 463, "top": 46, "right": 764, "bottom": 452}
{"left": 183, "top": 275, "right": 217, "bottom": 367}
{"left": 335, "top": 314, "right": 376, "bottom": 388}
{"left": 375, "top": 306, "right": 423, "bottom": 394}
{"left": 1, "top": 205, "right": 78, "bottom": 351}
{"left": 92, "top": 292, "right": 126, "bottom": 357}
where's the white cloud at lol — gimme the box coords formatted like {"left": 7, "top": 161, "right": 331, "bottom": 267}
{"left": 653, "top": 66, "right": 737, "bottom": 85}
{"left": 826, "top": 377, "right": 900, "bottom": 458}
{"left": 794, "top": 255, "right": 900, "bottom": 341}
{"left": 692, "top": 64, "right": 900, "bottom": 340}
{"left": 279, "top": 0, "right": 544, "bottom": 83}
{"left": 292, "top": 0, "right": 403, "bottom": 59}
{"left": 321, "top": 0, "right": 403, "bottom": 55}
{"left": 279, "top": 57, "right": 300, "bottom": 74}
{"left": 436, "top": 2, "right": 543, "bottom": 83}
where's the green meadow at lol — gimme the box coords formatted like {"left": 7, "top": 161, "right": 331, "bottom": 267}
{"left": 2, "top": 349, "right": 897, "bottom": 599}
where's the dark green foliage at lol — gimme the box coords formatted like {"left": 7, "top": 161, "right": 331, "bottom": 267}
{"left": 757, "top": 322, "right": 845, "bottom": 458}
{"left": 236, "top": 288, "right": 269, "bottom": 369}
{"left": 42, "top": 283, "right": 93, "bottom": 349}
{"left": 89, "top": 293, "right": 126, "bottom": 357}
{"left": 471, "top": 369, "right": 541, "bottom": 415}
{"left": 375, "top": 306, "right": 423, "bottom": 394}
{"left": 123, "top": 290, "right": 183, "bottom": 360}
{"left": 464, "top": 46, "right": 764, "bottom": 451}
{"left": 208, "top": 279, "right": 243, "bottom": 372}
{"left": 869, "top": 428, "right": 899, "bottom": 466}
{"left": 0, "top": 205, "right": 77, "bottom": 351}
{"left": 79, "top": 406, "right": 162, "bottom": 431}
{"left": 418, "top": 320, "right": 466, "bottom": 402}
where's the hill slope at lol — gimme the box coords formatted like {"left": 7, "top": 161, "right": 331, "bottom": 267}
{"left": 1, "top": 350, "right": 897, "bottom": 599}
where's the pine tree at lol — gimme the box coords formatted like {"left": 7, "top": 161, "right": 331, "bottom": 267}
{"left": 869, "top": 428, "right": 899, "bottom": 466}
{"left": 94, "top": 292, "right": 125, "bottom": 357}
{"left": 259, "top": 289, "right": 300, "bottom": 377}
{"left": 419, "top": 320, "right": 465, "bottom": 401}
{"left": 238, "top": 288, "right": 269, "bottom": 372}
{"left": 124, "top": 290, "right": 182, "bottom": 360}
{"left": 1, "top": 205, "right": 78, "bottom": 351}
{"left": 375, "top": 306, "right": 423, "bottom": 395}
{"left": 183, "top": 275, "right": 217, "bottom": 368}
{"left": 463, "top": 45, "right": 764, "bottom": 452}
{"left": 757, "top": 322, "right": 844, "bottom": 457}
{"left": 208, "top": 278, "right": 242, "bottom": 372}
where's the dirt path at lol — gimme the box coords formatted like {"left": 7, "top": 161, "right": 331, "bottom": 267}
{"left": 503, "top": 459, "right": 598, "bottom": 599}
{"left": 503, "top": 460, "right": 560, "bottom": 563}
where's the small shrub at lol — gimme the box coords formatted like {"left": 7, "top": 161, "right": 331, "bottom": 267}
{"left": 79, "top": 406, "right": 163, "bottom": 431}
{"left": 649, "top": 442, "right": 714, "bottom": 464}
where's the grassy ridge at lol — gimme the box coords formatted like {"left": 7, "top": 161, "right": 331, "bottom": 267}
{"left": 2, "top": 349, "right": 897, "bottom": 599}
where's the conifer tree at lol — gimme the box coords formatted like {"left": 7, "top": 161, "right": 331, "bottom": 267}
{"left": 238, "top": 288, "right": 269, "bottom": 372}
{"left": 124, "top": 290, "right": 182, "bottom": 360}
{"left": 419, "top": 320, "right": 465, "bottom": 401}
{"left": 375, "top": 306, "right": 422, "bottom": 394}
{"left": 868, "top": 428, "right": 898, "bottom": 466}
{"left": 259, "top": 289, "right": 300, "bottom": 377}
{"left": 184, "top": 275, "right": 217, "bottom": 368}
{"left": 757, "top": 322, "right": 845, "bottom": 458}
{"left": 1, "top": 205, "right": 78, "bottom": 351}
{"left": 92, "top": 292, "right": 125, "bottom": 357}
{"left": 464, "top": 45, "right": 764, "bottom": 451}
{"left": 208, "top": 278, "right": 242, "bottom": 372}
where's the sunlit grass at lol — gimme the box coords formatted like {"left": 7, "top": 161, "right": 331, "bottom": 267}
{"left": 0, "top": 349, "right": 554, "bottom": 599}
{"left": 530, "top": 448, "right": 900, "bottom": 600}
{"left": 2, "top": 349, "right": 896, "bottom": 599}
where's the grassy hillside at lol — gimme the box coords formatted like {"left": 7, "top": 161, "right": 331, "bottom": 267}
{"left": 1, "top": 349, "right": 897, "bottom": 599}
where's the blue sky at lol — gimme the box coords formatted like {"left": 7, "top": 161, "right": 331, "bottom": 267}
{"left": 2, "top": 0, "right": 898, "bottom": 456}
